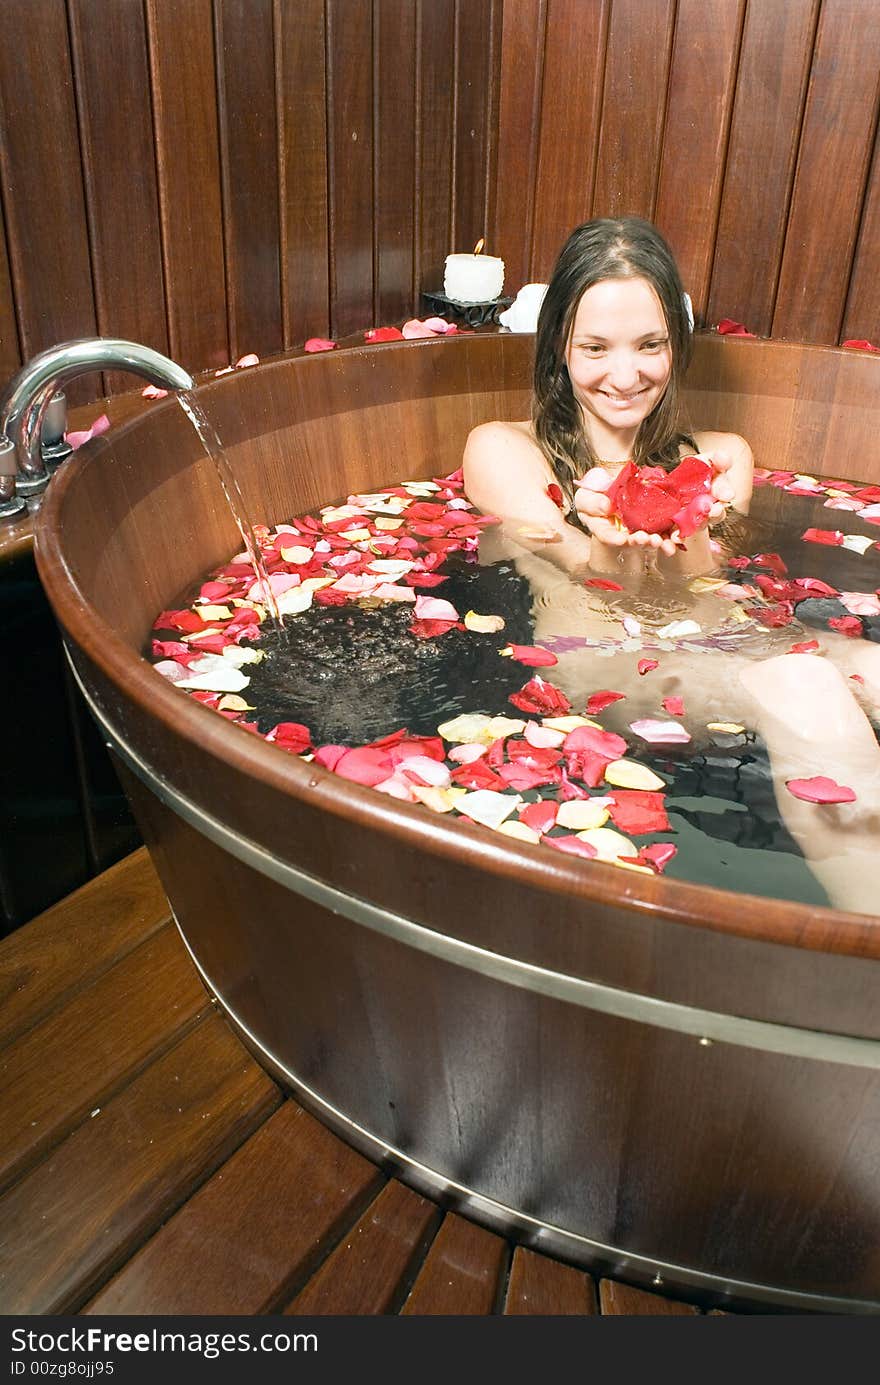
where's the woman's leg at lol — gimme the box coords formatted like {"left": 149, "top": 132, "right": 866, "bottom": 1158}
{"left": 738, "top": 653, "right": 880, "bottom": 915}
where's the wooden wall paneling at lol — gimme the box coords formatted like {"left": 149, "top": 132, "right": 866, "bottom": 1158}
{"left": 67, "top": 0, "right": 169, "bottom": 398}
{"left": 0, "top": 0, "right": 99, "bottom": 405}
{"left": 451, "top": 0, "right": 499, "bottom": 257}
{"left": 275, "top": 0, "right": 329, "bottom": 347}
{"left": 374, "top": 0, "right": 416, "bottom": 325}
{"left": 145, "top": 0, "right": 229, "bottom": 372}
{"left": 214, "top": 0, "right": 283, "bottom": 362}
{"left": 326, "top": 0, "right": 375, "bottom": 337}
{"left": 772, "top": 0, "right": 880, "bottom": 345}
{"left": 414, "top": 0, "right": 456, "bottom": 299}
{"left": 0, "top": 200, "right": 20, "bottom": 385}
{"left": 492, "top": 0, "right": 546, "bottom": 295}
{"left": 529, "top": 0, "right": 609, "bottom": 283}
{"left": 653, "top": 0, "right": 746, "bottom": 325}
{"left": 591, "top": 0, "right": 676, "bottom": 220}
{"left": 841, "top": 122, "right": 880, "bottom": 346}
{"left": 707, "top": 0, "right": 819, "bottom": 337}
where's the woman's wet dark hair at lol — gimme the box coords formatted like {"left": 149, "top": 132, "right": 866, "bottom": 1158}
{"left": 533, "top": 217, "right": 695, "bottom": 511}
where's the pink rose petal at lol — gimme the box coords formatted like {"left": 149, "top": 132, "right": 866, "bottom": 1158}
{"left": 413, "top": 594, "right": 460, "bottom": 621}
{"left": 630, "top": 719, "right": 691, "bottom": 745}
{"left": 304, "top": 337, "right": 337, "bottom": 353}
{"left": 785, "top": 775, "right": 856, "bottom": 804}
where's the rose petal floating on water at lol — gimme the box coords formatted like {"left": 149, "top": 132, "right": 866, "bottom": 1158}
{"left": 498, "top": 644, "right": 556, "bottom": 667}
{"left": 397, "top": 755, "right": 452, "bottom": 789}
{"left": 177, "top": 665, "right": 251, "bottom": 692}
{"left": 606, "top": 789, "right": 670, "bottom": 834}
{"left": 218, "top": 694, "right": 255, "bottom": 712}
{"left": 706, "top": 722, "right": 746, "bottom": 734}
{"left": 542, "top": 715, "right": 600, "bottom": 733}
{"left": 280, "top": 544, "right": 315, "bottom": 564}
{"left": 455, "top": 790, "right": 523, "bottom": 829}
{"left": 839, "top": 591, "right": 880, "bottom": 616}
{"left": 585, "top": 690, "right": 626, "bottom": 715}
{"left": 656, "top": 619, "right": 701, "bottom": 639}
{"left": 464, "top": 610, "right": 506, "bottom": 633}
{"left": 785, "top": 775, "right": 856, "bottom": 804}
{"left": 619, "top": 842, "right": 678, "bottom": 874}
{"left": 438, "top": 713, "right": 492, "bottom": 742}
{"left": 523, "top": 721, "right": 565, "bottom": 748}
{"left": 546, "top": 834, "right": 598, "bottom": 859}
{"left": 802, "top": 528, "right": 844, "bottom": 546}
{"left": 603, "top": 759, "right": 666, "bottom": 791}
{"left": 414, "top": 594, "right": 459, "bottom": 621}
{"left": 153, "top": 659, "right": 189, "bottom": 683}
{"left": 788, "top": 640, "right": 820, "bottom": 654}
{"left": 637, "top": 659, "right": 659, "bottom": 676}
{"left": 509, "top": 676, "right": 571, "bottom": 716}
{"left": 484, "top": 716, "right": 527, "bottom": 741}
{"left": 578, "top": 827, "right": 637, "bottom": 860}
{"left": 497, "top": 820, "right": 542, "bottom": 844}
{"left": 662, "top": 696, "right": 685, "bottom": 716}
{"left": 267, "top": 722, "right": 311, "bottom": 754}
{"left": 583, "top": 578, "right": 624, "bottom": 591}
{"left": 564, "top": 724, "right": 627, "bottom": 759}
{"left": 519, "top": 800, "right": 559, "bottom": 834}
{"left": 623, "top": 617, "right": 642, "bottom": 637}
{"left": 828, "top": 615, "right": 864, "bottom": 637}
{"left": 841, "top": 534, "right": 878, "bottom": 554}
{"left": 556, "top": 799, "right": 611, "bottom": 831}
{"left": 448, "top": 742, "right": 487, "bottom": 764}
{"left": 629, "top": 719, "right": 691, "bottom": 745}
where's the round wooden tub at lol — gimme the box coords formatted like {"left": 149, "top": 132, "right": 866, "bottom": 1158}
{"left": 34, "top": 332, "right": 880, "bottom": 1313}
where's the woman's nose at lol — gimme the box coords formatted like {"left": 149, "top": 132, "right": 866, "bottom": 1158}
{"left": 605, "top": 353, "right": 640, "bottom": 390}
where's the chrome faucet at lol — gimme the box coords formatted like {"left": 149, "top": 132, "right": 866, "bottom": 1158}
{"left": 0, "top": 338, "right": 195, "bottom": 520}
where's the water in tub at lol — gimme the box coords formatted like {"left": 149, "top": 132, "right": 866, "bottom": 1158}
{"left": 147, "top": 464, "right": 880, "bottom": 914}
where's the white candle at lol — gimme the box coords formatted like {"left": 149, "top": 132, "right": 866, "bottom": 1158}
{"left": 444, "top": 244, "right": 505, "bottom": 303}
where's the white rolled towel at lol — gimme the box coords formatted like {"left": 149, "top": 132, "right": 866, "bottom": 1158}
{"left": 498, "top": 283, "right": 548, "bottom": 333}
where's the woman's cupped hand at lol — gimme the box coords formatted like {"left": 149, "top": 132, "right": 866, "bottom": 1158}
{"left": 574, "top": 453, "right": 735, "bottom": 557}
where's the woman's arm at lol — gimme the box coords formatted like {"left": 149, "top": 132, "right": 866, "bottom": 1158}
{"left": 462, "top": 421, "right": 594, "bottom": 574}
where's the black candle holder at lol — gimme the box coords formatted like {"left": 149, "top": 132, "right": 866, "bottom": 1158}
{"left": 422, "top": 290, "right": 513, "bottom": 328}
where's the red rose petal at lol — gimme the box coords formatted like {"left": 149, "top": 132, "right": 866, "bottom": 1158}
{"left": 716, "top": 319, "right": 755, "bottom": 337}
{"left": 585, "top": 690, "right": 626, "bottom": 715}
{"left": 802, "top": 528, "right": 844, "bottom": 546}
{"left": 503, "top": 643, "right": 558, "bottom": 667}
{"left": 788, "top": 640, "right": 820, "bottom": 654}
{"left": 304, "top": 337, "right": 337, "bottom": 352}
{"left": 564, "top": 725, "right": 627, "bottom": 759}
{"left": 662, "top": 696, "right": 685, "bottom": 716}
{"left": 606, "top": 790, "right": 670, "bottom": 834}
{"left": 364, "top": 326, "right": 404, "bottom": 342}
{"left": 638, "top": 658, "right": 659, "bottom": 676}
{"left": 508, "top": 676, "right": 572, "bottom": 715}
{"left": 785, "top": 776, "right": 856, "bottom": 804}
{"left": 518, "top": 800, "right": 559, "bottom": 834}
{"left": 828, "top": 616, "right": 863, "bottom": 638}
{"left": 546, "top": 482, "right": 564, "bottom": 509}
{"left": 583, "top": 578, "right": 624, "bottom": 591}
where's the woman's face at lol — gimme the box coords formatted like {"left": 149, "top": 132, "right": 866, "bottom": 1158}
{"left": 565, "top": 276, "right": 672, "bottom": 439}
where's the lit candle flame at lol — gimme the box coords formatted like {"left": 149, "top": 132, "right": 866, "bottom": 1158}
{"left": 472, "top": 238, "right": 485, "bottom": 256}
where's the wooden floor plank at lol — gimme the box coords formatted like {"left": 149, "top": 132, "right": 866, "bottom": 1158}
{"left": 0, "top": 848, "right": 170, "bottom": 1048}
{"left": 0, "top": 923, "right": 209, "bottom": 1193}
{"left": 504, "top": 1246, "right": 597, "bottom": 1315}
{"left": 285, "top": 1179, "right": 441, "bottom": 1315}
{"left": 0, "top": 1012, "right": 280, "bottom": 1314}
{"left": 599, "top": 1279, "right": 701, "bottom": 1316}
{"left": 400, "top": 1213, "right": 508, "bottom": 1316}
{"left": 85, "top": 1100, "right": 383, "bottom": 1315}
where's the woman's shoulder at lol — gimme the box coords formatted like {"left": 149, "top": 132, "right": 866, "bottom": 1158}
{"left": 465, "top": 418, "right": 536, "bottom": 449}
{"left": 463, "top": 419, "right": 546, "bottom": 474}
{"left": 691, "top": 428, "right": 753, "bottom": 461}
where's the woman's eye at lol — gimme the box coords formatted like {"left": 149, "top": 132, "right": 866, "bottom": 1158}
{"left": 582, "top": 344, "right": 604, "bottom": 354}
{"left": 641, "top": 340, "right": 666, "bottom": 352}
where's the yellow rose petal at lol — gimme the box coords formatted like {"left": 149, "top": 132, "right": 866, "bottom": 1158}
{"left": 577, "top": 826, "right": 636, "bottom": 860}
{"left": 217, "top": 693, "right": 255, "bottom": 711}
{"left": 464, "top": 610, "right": 506, "bottom": 633}
{"left": 482, "top": 715, "right": 527, "bottom": 742}
{"left": 541, "top": 715, "right": 602, "bottom": 733}
{"left": 279, "top": 545, "right": 314, "bottom": 564}
{"left": 438, "top": 713, "right": 493, "bottom": 742}
{"left": 193, "top": 603, "right": 232, "bottom": 620}
{"left": 729, "top": 605, "right": 751, "bottom": 623}
{"left": 411, "top": 785, "right": 457, "bottom": 813}
{"left": 707, "top": 721, "right": 746, "bottom": 734}
{"left": 688, "top": 576, "right": 729, "bottom": 594}
{"left": 339, "top": 528, "right": 372, "bottom": 543}
{"left": 374, "top": 516, "right": 404, "bottom": 530}
{"left": 556, "top": 800, "right": 610, "bottom": 830}
{"left": 603, "top": 759, "right": 666, "bottom": 791}
{"left": 497, "top": 820, "right": 542, "bottom": 844}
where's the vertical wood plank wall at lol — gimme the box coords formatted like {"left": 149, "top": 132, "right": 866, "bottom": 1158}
{"left": 0, "top": 0, "right": 876, "bottom": 401}
{"left": 494, "top": 0, "right": 880, "bottom": 343}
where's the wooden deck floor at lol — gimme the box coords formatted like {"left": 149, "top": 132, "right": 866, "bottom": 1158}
{"left": 0, "top": 849, "right": 729, "bottom": 1316}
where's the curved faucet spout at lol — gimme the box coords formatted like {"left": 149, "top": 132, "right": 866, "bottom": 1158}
{"left": 0, "top": 338, "right": 195, "bottom": 514}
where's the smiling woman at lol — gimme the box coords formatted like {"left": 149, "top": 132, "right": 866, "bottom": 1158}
{"left": 463, "top": 217, "right": 880, "bottom": 917}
